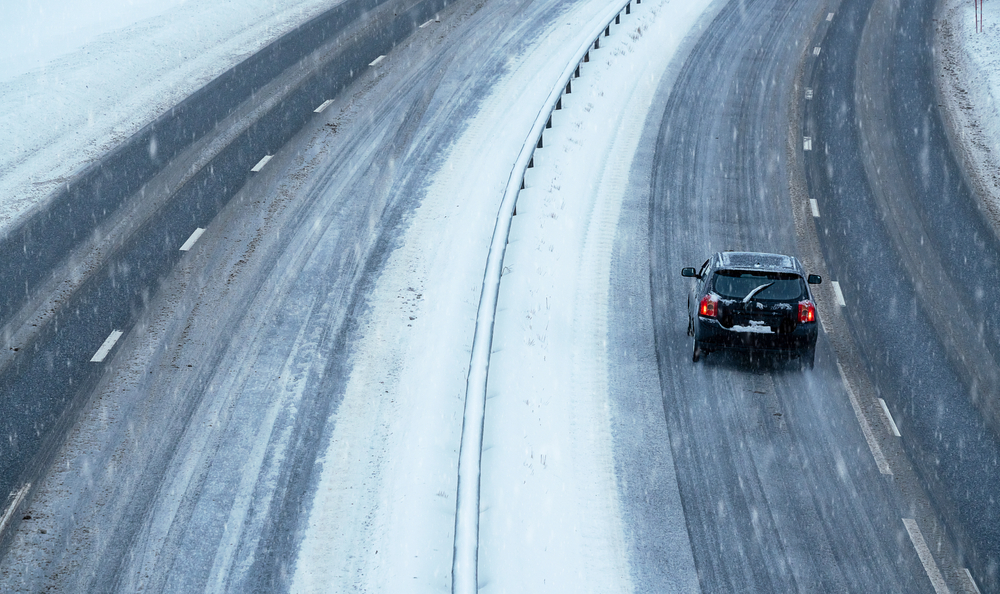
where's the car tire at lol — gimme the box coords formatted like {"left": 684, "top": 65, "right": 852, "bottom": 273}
{"left": 687, "top": 315, "right": 694, "bottom": 337}
{"left": 692, "top": 341, "right": 704, "bottom": 363}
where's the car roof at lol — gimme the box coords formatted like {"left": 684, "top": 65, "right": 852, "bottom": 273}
{"left": 716, "top": 251, "right": 802, "bottom": 274}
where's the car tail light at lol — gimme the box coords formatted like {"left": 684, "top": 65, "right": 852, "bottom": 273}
{"left": 798, "top": 300, "right": 816, "bottom": 323}
{"left": 699, "top": 294, "right": 718, "bottom": 318}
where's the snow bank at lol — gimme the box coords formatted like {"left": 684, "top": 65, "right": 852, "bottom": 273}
{"left": 0, "top": 0, "right": 342, "bottom": 235}
{"left": 937, "top": 0, "right": 1000, "bottom": 230}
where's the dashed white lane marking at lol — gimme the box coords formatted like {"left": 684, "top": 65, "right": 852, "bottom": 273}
{"left": 369, "top": 55, "right": 386, "bottom": 66}
{"left": 878, "top": 397, "right": 901, "bottom": 436}
{"left": 0, "top": 483, "right": 30, "bottom": 538}
{"left": 803, "top": 136, "right": 812, "bottom": 151}
{"left": 251, "top": 155, "right": 272, "bottom": 172}
{"left": 813, "top": 46, "right": 821, "bottom": 56}
{"left": 90, "top": 330, "right": 124, "bottom": 363}
{"left": 831, "top": 280, "right": 846, "bottom": 306}
{"left": 805, "top": 87, "right": 814, "bottom": 100}
{"left": 420, "top": 19, "right": 434, "bottom": 27}
{"left": 827, "top": 12, "right": 834, "bottom": 21}
{"left": 314, "top": 99, "right": 334, "bottom": 113}
{"left": 179, "top": 228, "right": 206, "bottom": 252}
{"left": 903, "top": 518, "right": 951, "bottom": 594}
{"left": 963, "top": 568, "right": 982, "bottom": 594}
{"left": 810, "top": 198, "right": 820, "bottom": 217}
{"left": 838, "top": 362, "right": 892, "bottom": 475}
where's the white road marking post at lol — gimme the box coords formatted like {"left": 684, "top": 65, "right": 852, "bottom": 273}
{"left": 813, "top": 46, "right": 821, "bottom": 56}
{"left": 810, "top": 199, "right": 820, "bottom": 218}
{"left": 251, "top": 155, "right": 272, "bottom": 172}
{"left": 314, "top": 99, "right": 334, "bottom": 113}
{"left": 878, "top": 398, "right": 901, "bottom": 436}
{"left": 838, "top": 363, "right": 892, "bottom": 475}
{"left": 831, "top": 280, "right": 846, "bottom": 306}
{"left": 963, "top": 568, "right": 982, "bottom": 594}
{"left": 803, "top": 136, "right": 812, "bottom": 151}
{"left": 91, "top": 330, "right": 124, "bottom": 363}
{"left": 179, "top": 228, "right": 206, "bottom": 251}
{"left": 903, "top": 518, "right": 952, "bottom": 594}
{"left": 369, "top": 55, "right": 386, "bottom": 67}
{"left": 827, "top": 12, "right": 834, "bottom": 21}
{"left": 0, "top": 483, "right": 30, "bottom": 538}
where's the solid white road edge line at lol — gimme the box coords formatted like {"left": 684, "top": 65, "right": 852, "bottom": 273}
{"left": 878, "top": 397, "right": 901, "bottom": 437}
{"left": 831, "top": 280, "right": 846, "bottom": 306}
{"left": 837, "top": 362, "right": 892, "bottom": 475}
{"left": 179, "top": 227, "right": 206, "bottom": 251}
{"left": 0, "top": 483, "right": 30, "bottom": 539}
{"left": 251, "top": 155, "right": 273, "bottom": 172}
{"left": 963, "top": 568, "right": 983, "bottom": 594}
{"left": 314, "top": 99, "right": 334, "bottom": 113}
{"left": 369, "top": 55, "right": 386, "bottom": 66}
{"left": 90, "top": 330, "right": 124, "bottom": 363}
{"left": 810, "top": 198, "right": 820, "bottom": 217}
{"left": 903, "top": 518, "right": 952, "bottom": 594}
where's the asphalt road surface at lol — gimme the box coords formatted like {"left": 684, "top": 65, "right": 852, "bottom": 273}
{"left": 806, "top": 0, "right": 1000, "bottom": 589}
{"left": 643, "top": 0, "right": 977, "bottom": 591}
{"left": 0, "top": 0, "right": 450, "bottom": 554}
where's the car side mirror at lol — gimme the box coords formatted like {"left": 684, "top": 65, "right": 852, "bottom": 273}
{"left": 807, "top": 274, "right": 822, "bottom": 285}
{"left": 681, "top": 267, "right": 698, "bottom": 278}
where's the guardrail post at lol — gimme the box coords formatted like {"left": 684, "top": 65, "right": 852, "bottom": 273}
{"left": 585, "top": 51, "right": 590, "bottom": 62}
{"left": 575, "top": 65, "right": 581, "bottom": 78}
{"left": 615, "top": 14, "right": 620, "bottom": 24}
{"left": 594, "top": 38, "right": 600, "bottom": 50}
{"left": 537, "top": 135, "right": 543, "bottom": 149}
{"left": 626, "top": 3, "right": 630, "bottom": 14}
{"left": 605, "top": 26, "right": 610, "bottom": 37}
{"left": 566, "top": 80, "right": 572, "bottom": 94}
{"left": 546, "top": 115, "right": 552, "bottom": 129}
{"left": 528, "top": 156, "right": 534, "bottom": 168}
{"left": 556, "top": 98, "right": 562, "bottom": 110}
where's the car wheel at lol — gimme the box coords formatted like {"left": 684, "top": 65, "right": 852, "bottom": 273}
{"left": 692, "top": 341, "right": 704, "bottom": 363}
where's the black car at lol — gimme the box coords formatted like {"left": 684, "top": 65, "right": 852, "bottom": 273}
{"left": 681, "top": 251, "right": 822, "bottom": 367}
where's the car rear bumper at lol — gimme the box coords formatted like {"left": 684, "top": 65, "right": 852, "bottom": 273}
{"left": 695, "top": 317, "right": 817, "bottom": 354}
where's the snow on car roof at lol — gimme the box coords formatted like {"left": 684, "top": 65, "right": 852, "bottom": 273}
{"left": 719, "top": 251, "right": 798, "bottom": 273}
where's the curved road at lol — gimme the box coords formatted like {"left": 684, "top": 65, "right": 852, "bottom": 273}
{"left": 2, "top": 0, "right": 997, "bottom": 591}
{"left": 640, "top": 0, "right": 982, "bottom": 591}
{"left": 806, "top": 0, "right": 1000, "bottom": 589}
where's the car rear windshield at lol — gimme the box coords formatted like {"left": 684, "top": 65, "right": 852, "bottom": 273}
{"left": 711, "top": 270, "right": 805, "bottom": 301}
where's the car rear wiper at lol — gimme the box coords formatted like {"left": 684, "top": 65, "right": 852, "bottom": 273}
{"left": 742, "top": 282, "right": 774, "bottom": 303}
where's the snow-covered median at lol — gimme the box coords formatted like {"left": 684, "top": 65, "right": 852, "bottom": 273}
{"left": 290, "top": 0, "right": 710, "bottom": 591}
{"left": 0, "top": 0, "right": 341, "bottom": 235}
{"left": 479, "top": 1, "right": 710, "bottom": 591}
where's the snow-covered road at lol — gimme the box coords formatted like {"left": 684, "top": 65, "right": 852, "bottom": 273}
{"left": 3, "top": 0, "right": 1000, "bottom": 591}
{"left": 0, "top": 0, "right": 711, "bottom": 590}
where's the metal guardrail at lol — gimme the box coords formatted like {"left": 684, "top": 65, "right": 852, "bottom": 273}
{"left": 451, "top": 1, "right": 641, "bottom": 591}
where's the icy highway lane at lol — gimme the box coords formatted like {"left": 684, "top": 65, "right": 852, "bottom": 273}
{"left": 646, "top": 0, "right": 980, "bottom": 591}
